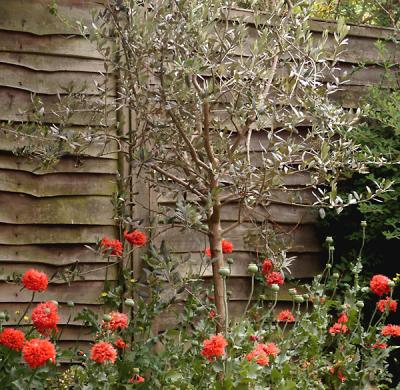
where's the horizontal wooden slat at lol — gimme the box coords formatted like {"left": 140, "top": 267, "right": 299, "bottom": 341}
{"left": 0, "top": 244, "right": 106, "bottom": 265}
{"left": 0, "top": 281, "right": 107, "bottom": 303}
{"left": 0, "top": 63, "right": 114, "bottom": 95}
{"left": 0, "top": 262, "right": 117, "bottom": 283}
{"left": 0, "top": 87, "right": 114, "bottom": 125}
{"left": 179, "top": 252, "right": 323, "bottom": 279}
{"left": 0, "top": 152, "right": 118, "bottom": 174}
{"left": 0, "top": 192, "right": 114, "bottom": 225}
{"left": 0, "top": 225, "right": 115, "bottom": 245}
{"left": 0, "top": 0, "right": 103, "bottom": 36}
{"left": 1, "top": 303, "right": 103, "bottom": 326}
{"left": 154, "top": 223, "right": 321, "bottom": 253}
{"left": 0, "top": 130, "right": 118, "bottom": 160}
{"left": 0, "top": 169, "right": 115, "bottom": 197}
{"left": 0, "top": 30, "right": 103, "bottom": 59}
{"left": 0, "top": 52, "right": 107, "bottom": 73}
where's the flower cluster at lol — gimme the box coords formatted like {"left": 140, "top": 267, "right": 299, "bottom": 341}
{"left": 370, "top": 274, "right": 391, "bottom": 297}
{"left": 31, "top": 301, "right": 59, "bottom": 336}
{"left": 124, "top": 230, "right": 147, "bottom": 247}
{"left": 246, "top": 342, "right": 280, "bottom": 366}
{"left": 277, "top": 309, "right": 295, "bottom": 323}
{"left": 376, "top": 297, "right": 397, "bottom": 313}
{"left": 103, "top": 311, "right": 129, "bottom": 331}
{"left": 100, "top": 237, "right": 123, "bottom": 257}
{"left": 22, "top": 338, "right": 56, "bottom": 368}
{"left": 0, "top": 328, "right": 25, "bottom": 351}
{"left": 262, "top": 258, "right": 273, "bottom": 275}
{"left": 266, "top": 271, "right": 284, "bottom": 286}
{"left": 204, "top": 239, "right": 233, "bottom": 257}
{"left": 90, "top": 341, "right": 117, "bottom": 364}
{"left": 201, "top": 334, "right": 227, "bottom": 361}
{"left": 22, "top": 269, "right": 48, "bottom": 292}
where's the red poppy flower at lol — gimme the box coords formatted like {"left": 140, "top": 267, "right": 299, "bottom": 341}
{"left": 277, "top": 309, "right": 295, "bottom": 323}
{"left": 0, "top": 328, "right": 25, "bottom": 351}
{"left": 201, "top": 334, "right": 227, "bottom": 361}
{"left": 377, "top": 297, "right": 397, "bottom": 313}
{"left": 22, "top": 338, "right": 56, "bottom": 368}
{"left": 221, "top": 240, "right": 233, "bottom": 254}
{"left": 249, "top": 335, "right": 259, "bottom": 342}
{"left": 31, "top": 301, "right": 59, "bottom": 336}
{"left": 381, "top": 324, "right": 400, "bottom": 337}
{"left": 22, "top": 269, "right": 48, "bottom": 292}
{"left": 370, "top": 274, "right": 391, "bottom": 297}
{"left": 100, "top": 237, "right": 123, "bottom": 257}
{"left": 371, "top": 341, "right": 387, "bottom": 349}
{"left": 114, "top": 338, "right": 128, "bottom": 349}
{"left": 329, "top": 323, "right": 349, "bottom": 335}
{"left": 208, "top": 309, "right": 216, "bottom": 319}
{"left": 262, "top": 258, "right": 273, "bottom": 275}
{"left": 266, "top": 271, "right": 284, "bottom": 286}
{"left": 90, "top": 342, "right": 117, "bottom": 364}
{"left": 124, "top": 230, "right": 147, "bottom": 247}
{"left": 129, "top": 374, "right": 145, "bottom": 383}
{"left": 337, "top": 312, "right": 348, "bottom": 324}
{"left": 103, "top": 311, "right": 129, "bottom": 331}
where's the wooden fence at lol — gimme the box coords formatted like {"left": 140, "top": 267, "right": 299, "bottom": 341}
{"left": 0, "top": 0, "right": 398, "bottom": 344}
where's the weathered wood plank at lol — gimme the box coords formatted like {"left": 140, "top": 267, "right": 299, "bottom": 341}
{"left": 0, "top": 193, "right": 114, "bottom": 225}
{"left": 0, "top": 30, "right": 103, "bottom": 59}
{"left": 0, "top": 225, "right": 115, "bottom": 245}
{"left": 0, "top": 281, "right": 107, "bottom": 303}
{"left": 1, "top": 303, "right": 103, "bottom": 327}
{"left": 0, "top": 63, "right": 114, "bottom": 95}
{"left": 0, "top": 262, "right": 117, "bottom": 283}
{"left": 0, "top": 130, "right": 119, "bottom": 160}
{"left": 0, "top": 169, "right": 116, "bottom": 197}
{"left": 0, "top": 52, "right": 107, "bottom": 73}
{"left": 0, "top": 152, "right": 118, "bottom": 175}
{"left": 0, "top": 244, "right": 106, "bottom": 265}
{"left": 0, "top": 87, "right": 114, "bottom": 125}
{"left": 0, "top": 0, "right": 103, "bottom": 36}
{"left": 154, "top": 223, "right": 321, "bottom": 253}
{"left": 179, "top": 252, "right": 323, "bottom": 279}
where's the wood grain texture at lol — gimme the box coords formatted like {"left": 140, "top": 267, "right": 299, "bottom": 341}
{"left": 0, "top": 30, "right": 103, "bottom": 59}
{"left": 0, "top": 281, "right": 108, "bottom": 303}
{"left": 0, "top": 52, "right": 107, "bottom": 73}
{"left": 0, "top": 169, "right": 116, "bottom": 197}
{"left": 0, "top": 225, "right": 115, "bottom": 245}
{"left": 0, "top": 192, "right": 114, "bottom": 225}
{"left": 0, "top": 244, "right": 107, "bottom": 265}
{"left": 0, "top": 63, "right": 114, "bottom": 95}
{"left": 0, "top": 152, "right": 118, "bottom": 175}
{"left": 0, "top": 0, "right": 103, "bottom": 36}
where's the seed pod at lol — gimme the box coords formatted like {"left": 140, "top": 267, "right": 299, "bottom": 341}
{"left": 247, "top": 263, "right": 258, "bottom": 274}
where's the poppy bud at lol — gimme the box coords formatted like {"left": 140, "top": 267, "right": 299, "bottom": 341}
{"left": 218, "top": 267, "right": 230, "bottom": 277}
{"left": 247, "top": 263, "right": 258, "bottom": 274}
{"left": 271, "top": 284, "right": 280, "bottom": 292}
{"left": 124, "top": 298, "right": 135, "bottom": 307}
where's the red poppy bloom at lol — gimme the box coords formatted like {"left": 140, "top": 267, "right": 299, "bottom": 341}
{"left": 103, "top": 311, "right": 129, "bottom": 331}
{"left": 221, "top": 240, "right": 233, "bottom": 254}
{"left": 277, "top": 310, "right": 295, "bottom": 323}
{"left": 204, "top": 247, "right": 211, "bottom": 257}
{"left": 100, "top": 237, "right": 123, "bottom": 257}
{"left": 262, "top": 258, "right": 273, "bottom": 275}
{"left": 337, "top": 312, "right": 348, "bottom": 324}
{"left": 114, "top": 338, "right": 128, "bottom": 349}
{"left": 371, "top": 341, "right": 387, "bottom": 349}
{"left": 266, "top": 272, "right": 284, "bottom": 286}
{"left": 31, "top": 301, "right": 59, "bottom": 336}
{"left": 246, "top": 342, "right": 280, "bottom": 366}
{"left": 22, "top": 338, "right": 56, "bottom": 368}
{"left": 90, "top": 342, "right": 117, "bottom": 364}
{"left": 249, "top": 335, "right": 259, "bottom": 342}
{"left": 208, "top": 309, "right": 216, "bottom": 319}
{"left": 201, "top": 334, "right": 227, "bottom": 361}
{"left": 129, "top": 374, "right": 145, "bottom": 383}
{"left": 370, "top": 274, "right": 391, "bottom": 297}
{"left": 329, "top": 323, "right": 349, "bottom": 335}
{"left": 0, "top": 328, "right": 25, "bottom": 351}
{"left": 21, "top": 269, "right": 48, "bottom": 292}
{"left": 329, "top": 367, "right": 346, "bottom": 383}
{"left": 124, "top": 230, "right": 147, "bottom": 247}
{"left": 377, "top": 297, "right": 397, "bottom": 313}
{"left": 381, "top": 324, "right": 400, "bottom": 337}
